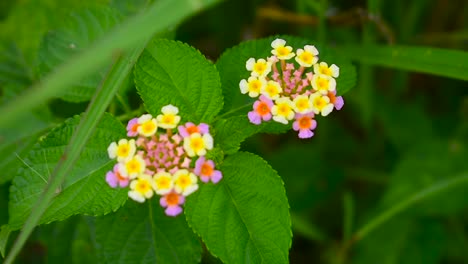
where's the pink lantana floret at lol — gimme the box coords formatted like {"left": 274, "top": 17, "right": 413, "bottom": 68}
{"left": 178, "top": 122, "right": 210, "bottom": 138}
{"left": 126, "top": 118, "right": 139, "bottom": 137}
{"left": 248, "top": 95, "right": 274, "bottom": 125}
{"left": 160, "top": 192, "right": 185, "bottom": 217}
{"left": 292, "top": 112, "right": 317, "bottom": 139}
{"left": 194, "top": 156, "right": 223, "bottom": 184}
{"left": 106, "top": 164, "right": 129, "bottom": 188}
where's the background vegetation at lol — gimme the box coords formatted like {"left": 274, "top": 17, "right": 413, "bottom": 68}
{"left": 0, "top": 0, "right": 467, "bottom": 263}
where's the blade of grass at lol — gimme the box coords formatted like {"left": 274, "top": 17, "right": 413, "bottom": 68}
{"left": 0, "top": 0, "right": 221, "bottom": 127}
{"left": 354, "top": 172, "right": 468, "bottom": 242}
{"left": 335, "top": 44, "right": 468, "bottom": 81}
{"left": 3, "top": 43, "right": 145, "bottom": 264}
{"left": 358, "top": 0, "right": 380, "bottom": 129}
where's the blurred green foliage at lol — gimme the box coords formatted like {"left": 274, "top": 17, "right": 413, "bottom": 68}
{"left": 0, "top": 0, "right": 467, "bottom": 263}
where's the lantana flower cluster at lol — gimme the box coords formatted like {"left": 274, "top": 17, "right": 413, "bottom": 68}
{"left": 240, "top": 38, "right": 344, "bottom": 139}
{"left": 106, "top": 105, "right": 222, "bottom": 216}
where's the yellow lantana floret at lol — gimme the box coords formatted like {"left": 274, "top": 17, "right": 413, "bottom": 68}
{"left": 137, "top": 114, "right": 158, "bottom": 137}
{"left": 119, "top": 154, "right": 146, "bottom": 179}
{"left": 295, "top": 45, "right": 319, "bottom": 67}
{"left": 128, "top": 174, "right": 154, "bottom": 203}
{"left": 311, "top": 74, "right": 336, "bottom": 94}
{"left": 107, "top": 138, "right": 136, "bottom": 162}
{"left": 239, "top": 76, "right": 266, "bottom": 98}
{"left": 173, "top": 169, "right": 198, "bottom": 196}
{"left": 271, "top": 38, "right": 295, "bottom": 60}
{"left": 293, "top": 95, "right": 313, "bottom": 114}
{"left": 183, "top": 132, "right": 213, "bottom": 157}
{"left": 261, "top": 80, "right": 283, "bottom": 100}
{"left": 157, "top": 105, "right": 181, "bottom": 129}
{"left": 314, "top": 62, "right": 339, "bottom": 78}
{"left": 272, "top": 97, "right": 295, "bottom": 124}
{"left": 246, "top": 58, "right": 272, "bottom": 77}
{"left": 153, "top": 171, "right": 173, "bottom": 195}
{"left": 310, "top": 92, "right": 334, "bottom": 116}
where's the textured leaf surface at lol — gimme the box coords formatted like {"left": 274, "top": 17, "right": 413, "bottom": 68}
{"left": 38, "top": 8, "right": 121, "bottom": 102}
{"left": 185, "top": 152, "right": 291, "bottom": 264}
{"left": 216, "top": 35, "right": 357, "bottom": 116}
{"left": 335, "top": 44, "right": 468, "bottom": 81}
{"left": 135, "top": 39, "right": 223, "bottom": 123}
{"left": 0, "top": 107, "right": 52, "bottom": 184}
{"left": 0, "top": 0, "right": 107, "bottom": 63}
{"left": 0, "top": 42, "right": 33, "bottom": 87}
{"left": 95, "top": 200, "right": 201, "bottom": 264}
{"left": 214, "top": 115, "right": 288, "bottom": 155}
{"left": 8, "top": 114, "right": 128, "bottom": 230}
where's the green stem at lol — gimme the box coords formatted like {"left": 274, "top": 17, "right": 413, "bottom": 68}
{"left": 318, "top": 0, "right": 328, "bottom": 43}
{"left": 117, "top": 105, "right": 146, "bottom": 122}
{"left": 4, "top": 44, "right": 147, "bottom": 264}
{"left": 353, "top": 173, "right": 468, "bottom": 242}
{"left": 214, "top": 103, "right": 251, "bottom": 121}
{"left": 0, "top": 0, "right": 222, "bottom": 127}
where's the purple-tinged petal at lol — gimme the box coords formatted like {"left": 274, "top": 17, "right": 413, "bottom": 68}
{"left": 198, "top": 123, "right": 210, "bottom": 134}
{"left": 262, "top": 113, "right": 272, "bottom": 121}
{"left": 178, "top": 195, "right": 185, "bottom": 205}
{"left": 334, "top": 96, "right": 344, "bottom": 110}
{"left": 248, "top": 111, "right": 262, "bottom": 125}
{"left": 207, "top": 159, "right": 215, "bottom": 168}
{"left": 292, "top": 120, "right": 300, "bottom": 131}
{"left": 106, "top": 171, "right": 118, "bottom": 188}
{"left": 310, "top": 119, "right": 317, "bottom": 130}
{"left": 160, "top": 196, "right": 168, "bottom": 207}
{"left": 211, "top": 171, "right": 223, "bottom": 183}
{"left": 165, "top": 206, "right": 182, "bottom": 217}
{"left": 200, "top": 175, "right": 210, "bottom": 183}
{"left": 126, "top": 118, "right": 139, "bottom": 137}
{"left": 298, "top": 129, "right": 314, "bottom": 139}
{"left": 194, "top": 157, "right": 205, "bottom": 175}
{"left": 118, "top": 179, "right": 129, "bottom": 188}
{"left": 252, "top": 100, "right": 261, "bottom": 110}
{"left": 178, "top": 125, "right": 189, "bottom": 138}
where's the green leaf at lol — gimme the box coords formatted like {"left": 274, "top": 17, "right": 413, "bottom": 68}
{"left": 135, "top": 39, "right": 223, "bottom": 123}
{"left": 380, "top": 140, "right": 468, "bottom": 216}
{"left": 110, "top": 0, "right": 148, "bottom": 16}
{"left": 0, "top": 0, "right": 224, "bottom": 127}
{"left": 335, "top": 44, "right": 468, "bottom": 81}
{"left": 353, "top": 217, "right": 446, "bottom": 264}
{"left": 95, "top": 200, "right": 201, "bottom": 263}
{"left": 213, "top": 115, "right": 285, "bottom": 155}
{"left": 0, "top": 42, "right": 34, "bottom": 87}
{"left": 37, "top": 7, "right": 121, "bottom": 102}
{"left": 216, "top": 35, "right": 357, "bottom": 116}
{"left": 0, "top": 0, "right": 108, "bottom": 64}
{"left": 8, "top": 113, "right": 128, "bottom": 230}
{"left": 185, "top": 152, "right": 292, "bottom": 264}
{"left": 0, "top": 110, "right": 52, "bottom": 184}
{"left": 0, "top": 226, "right": 10, "bottom": 258}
